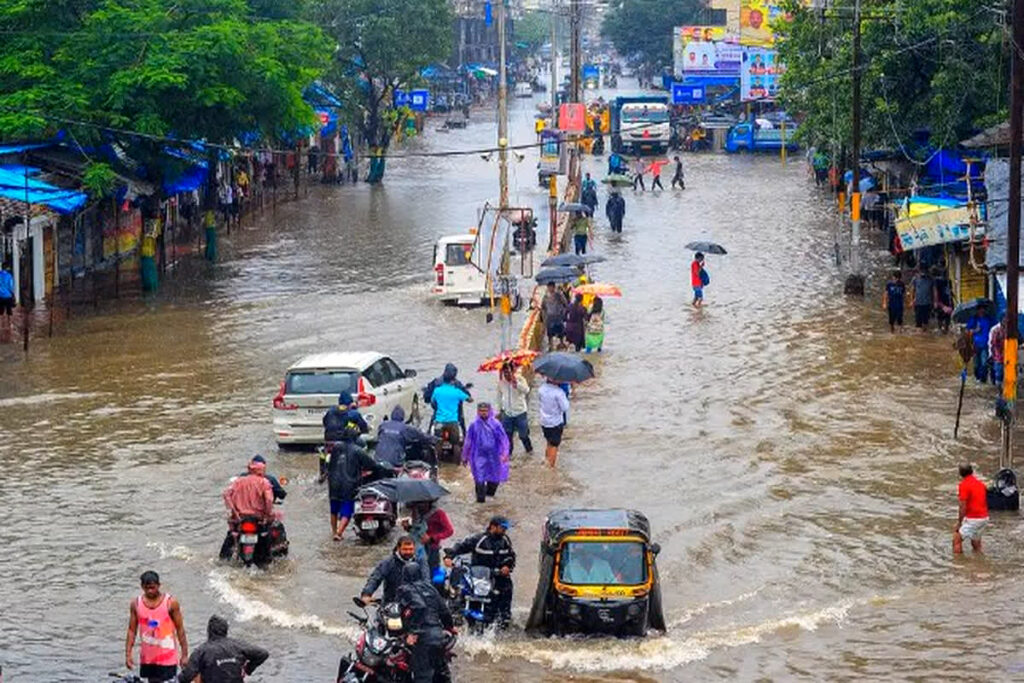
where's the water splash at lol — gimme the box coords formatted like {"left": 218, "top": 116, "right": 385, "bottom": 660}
{"left": 207, "top": 569, "right": 359, "bottom": 639}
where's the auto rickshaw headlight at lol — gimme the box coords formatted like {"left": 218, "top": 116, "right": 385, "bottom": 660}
{"left": 627, "top": 604, "right": 641, "bottom": 616}
{"left": 568, "top": 604, "right": 582, "bottom": 617}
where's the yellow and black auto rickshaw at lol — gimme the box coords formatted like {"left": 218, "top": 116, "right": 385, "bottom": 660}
{"left": 526, "top": 508, "right": 665, "bottom": 637}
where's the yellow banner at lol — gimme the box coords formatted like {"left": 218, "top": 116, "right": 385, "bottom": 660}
{"left": 895, "top": 206, "right": 975, "bottom": 250}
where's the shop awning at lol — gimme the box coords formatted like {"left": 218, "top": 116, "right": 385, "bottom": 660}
{"left": 0, "top": 167, "right": 86, "bottom": 214}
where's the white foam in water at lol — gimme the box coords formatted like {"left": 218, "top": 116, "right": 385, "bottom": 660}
{"left": 461, "top": 600, "right": 855, "bottom": 672}
{"left": 207, "top": 569, "right": 360, "bottom": 640}
{"left": 146, "top": 542, "right": 196, "bottom": 561}
{"left": 0, "top": 391, "right": 105, "bottom": 407}
{"left": 668, "top": 588, "right": 763, "bottom": 628}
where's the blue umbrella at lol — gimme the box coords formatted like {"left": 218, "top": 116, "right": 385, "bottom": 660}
{"left": 535, "top": 267, "right": 579, "bottom": 284}
{"left": 541, "top": 253, "right": 606, "bottom": 268}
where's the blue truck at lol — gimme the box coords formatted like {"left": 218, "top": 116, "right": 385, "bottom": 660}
{"left": 610, "top": 95, "right": 671, "bottom": 156}
{"left": 583, "top": 64, "right": 600, "bottom": 90}
{"left": 724, "top": 122, "right": 800, "bottom": 153}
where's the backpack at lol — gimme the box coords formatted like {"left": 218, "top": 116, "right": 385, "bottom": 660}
{"left": 422, "top": 377, "right": 440, "bottom": 404}
{"left": 699, "top": 268, "right": 710, "bottom": 287}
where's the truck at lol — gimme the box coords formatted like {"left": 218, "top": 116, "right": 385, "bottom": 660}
{"left": 582, "top": 64, "right": 600, "bottom": 90}
{"left": 610, "top": 95, "right": 671, "bottom": 156}
{"left": 724, "top": 122, "right": 800, "bottom": 153}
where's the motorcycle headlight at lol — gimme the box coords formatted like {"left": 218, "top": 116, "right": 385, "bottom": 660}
{"left": 386, "top": 617, "right": 404, "bottom": 632}
{"left": 472, "top": 578, "right": 491, "bottom": 597}
{"left": 359, "top": 650, "right": 383, "bottom": 668}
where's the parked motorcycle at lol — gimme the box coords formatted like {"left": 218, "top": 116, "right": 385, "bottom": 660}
{"left": 337, "top": 597, "right": 456, "bottom": 683}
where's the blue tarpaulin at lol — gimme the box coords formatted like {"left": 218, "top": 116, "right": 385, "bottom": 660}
{"left": 0, "top": 167, "right": 86, "bottom": 214}
{"left": 0, "top": 142, "right": 54, "bottom": 155}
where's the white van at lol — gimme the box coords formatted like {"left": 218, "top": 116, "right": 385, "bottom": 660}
{"left": 514, "top": 82, "right": 533, "bottom": 98}
{"left": 431, "top": 233, "right": 489, "bottom": 306}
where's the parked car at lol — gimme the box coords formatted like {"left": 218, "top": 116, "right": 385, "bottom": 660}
{"left": 514, "top": 82, "right": 533, "bottom": 98}
{"left": 272, "top": 352, "right": 419, "bottom": 446}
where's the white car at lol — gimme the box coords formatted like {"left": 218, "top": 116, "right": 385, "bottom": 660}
{"left": 272, "top": 352, "right": 420, "bottom": 446}
{"left": 514, "top": 82, "right": 533, "bottom": 98}
{"left": 430, "top": 233, "right": 522, "bottom": 308}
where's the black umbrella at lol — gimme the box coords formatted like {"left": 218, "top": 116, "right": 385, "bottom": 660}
{"left": 558, "top": 202, "right": 593, "bottom": 215}
{"left": 371, "top": 477, "right": 449, "bottom": 504}
{"left": 541, "top": 253, "right": 606, "bottom": 268}
{"left": 952, "top": 297, "right": 993, "bottom": 324}
{"left": 685, "top": 241, "right": 728, "bottom": 255}
{"left": 535, "top": 267, "right": 580, "bottom": 284}
{"left": 533, "top": 352, "right": 595, "bottom": 383}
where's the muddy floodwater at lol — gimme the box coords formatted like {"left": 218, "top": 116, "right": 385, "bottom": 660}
{"left": 3, "top": 84, "right": 1024, "bottom": 681}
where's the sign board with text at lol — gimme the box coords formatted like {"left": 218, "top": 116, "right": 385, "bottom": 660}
{"left": 671, "top": 83, "right": 706, "bottom": 104}
{"left": 895, "top": 205, "right": 978, "bottom": 250}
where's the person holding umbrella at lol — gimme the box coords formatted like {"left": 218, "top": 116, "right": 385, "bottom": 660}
{"left": 690, "top": 252, "right": 708, "bottom": 308}
{"left": 462, "top": 402, "right": 510, "bottom": 503}
{"left": 564, "top": 293, "right": 588, "bottom": 352}
{"left": 538, "top": 376, "right": 570, "bottom": 467}
{"left": 572, "top": 210, "right": 592, "bottom": 255}
{"left": 403, "top": 500, "right": 454, "bottom": 575}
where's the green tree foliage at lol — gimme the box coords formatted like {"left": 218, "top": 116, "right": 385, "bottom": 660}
{"left": 601, "top": 0, "right": 704, "bottom": 68}
{"left": 515, "top": 11, "right": 550, "bottom": 51}
{"left": 312, "top": 0, "right": 453, "bottom": 183}
{"left": 0, "top": 0, "right": 330, "bottom": 196}
{"left": 776, "top": 0, "right": 1007, "bottom": 161}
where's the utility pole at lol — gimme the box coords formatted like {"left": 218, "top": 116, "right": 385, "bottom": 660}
{"left": 497, "top": 0, "right": 509, "bottom": 209}
{"left": 496, "top": 0, "right": 513, "bottom": 351}
{"left": 569, "top": 0, "right": 581, "bottom": 104}
{"left": 844, "top": 0, "right": 865, "bottom": 296}
{"left": 550, "top": 0, "right": 558, "bottom": 114}
{"left": 1001, "top": 0, "right": 1024, "bottom": 468}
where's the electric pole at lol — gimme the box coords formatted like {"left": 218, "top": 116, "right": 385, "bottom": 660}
{"left": 497, "top": 0, "right": 509, "bottom": 209}
{"left": 844, "top": 0, "right": 865, "bottom": 296}
{"left": 569, "top": 0, "right": 581, "bottom": 104}
{"left": 550, "top": 0, "right": 558, "bottom": 114}
{"left": 1001, "top": 0, "right": 1024, "bottom": 468}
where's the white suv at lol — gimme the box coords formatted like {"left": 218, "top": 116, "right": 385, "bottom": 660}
{"left": 272, "top": 352, "right": 420, "bottom": 446}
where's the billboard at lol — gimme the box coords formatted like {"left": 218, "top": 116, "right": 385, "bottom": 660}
{"left": 740, "top": 48, "right": 783, "bottom": 101}
{"left": 673, "top": 26, "right": 741, "bottom": 76}
{"left": 740, "top": 0, "right": 795, "bottom": 46}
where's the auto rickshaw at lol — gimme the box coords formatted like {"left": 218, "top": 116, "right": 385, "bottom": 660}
{"left": 526, "top": 508, "right": 665, "bottom": 637}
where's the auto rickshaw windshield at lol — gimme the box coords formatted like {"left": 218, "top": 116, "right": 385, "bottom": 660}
{"left": 559, "top": 541, "right": 646, "bottom": 585}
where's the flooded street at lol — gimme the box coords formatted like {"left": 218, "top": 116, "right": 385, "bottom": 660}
{"left": 3, "top": 84, "right": 1024, "bottom": 681}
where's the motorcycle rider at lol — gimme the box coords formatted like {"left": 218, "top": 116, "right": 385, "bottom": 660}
{"left": 396, "top": 562, "right": 455, "bottom": 683}
{"left": 446, "top": 516, "right": 516, "bottom": 628}
{"left": 361, "top": 535, "right": 431, "bottom": 604}
{"left": 176, "top": 615, "right": 268, "bottom": 683}
{"left": 327, "top": 423, "right": 391, "bottom": 541}
{"left": 376, "top": 405, "right": 432, "bottom": 468}
{"left": 427, "top": 364, "right": 473, "bottom": 460}
{"left": 424, "top": 363, "right": 472, "bottom": 432}
{"left": 219, "top": 456, "right": 275, "bottom": 561}
{"left": 322, "top": 390, "right": 369, "bottom": 481}
{"left": 218, "top": 455, "right": 286, "bottom": 559}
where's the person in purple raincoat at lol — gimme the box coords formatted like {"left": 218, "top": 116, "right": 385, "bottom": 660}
{"left": 462, "top": 402, "right": 510, "bottom": 503}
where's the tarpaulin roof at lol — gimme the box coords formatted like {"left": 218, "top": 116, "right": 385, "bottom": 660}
{"left": 0, "top": 142, "right": 55, "bottom": 155}
{"left": 0, "top": 166, "right": 86, "bottom": 214}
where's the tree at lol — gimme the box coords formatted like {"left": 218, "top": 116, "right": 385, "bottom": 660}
{"left": 776, "top": 0, "right": 1006, "bottom": 165}
{"left": 601, "top": 0, "right": 704, "bottom": 69}
{"left": 312, "top": 0, "right": 453, "bottom": 183}
{"left": 0, "top": 0, "right": 331, "bottom": 203}
{"left": 515, "top": 11, "right": 551, "bottom": 51}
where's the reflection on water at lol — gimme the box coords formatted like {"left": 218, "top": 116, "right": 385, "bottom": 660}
{"left": 2, "top": 87, "right": 1023, "bottom": 680}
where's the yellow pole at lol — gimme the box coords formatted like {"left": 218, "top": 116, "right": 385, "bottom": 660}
{"left": 780, "top": 119, "right": 787, "bottom": 166}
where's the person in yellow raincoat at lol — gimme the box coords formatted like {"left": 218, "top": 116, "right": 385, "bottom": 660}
{"left": 576, "top": 274, "right": 594, "bottom": 309}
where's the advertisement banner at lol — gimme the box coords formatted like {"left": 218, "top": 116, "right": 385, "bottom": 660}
{"left": 895, "top": 205, "right": 977, "bottom": 250}
{"left": 740, "top": 48, "right": 783, "bottom": 101}
{"left": 740, "top": 0, "right": 794, "bottom": 46}
{"left": 673, "top": 26, "right": 741, "bottom": 76}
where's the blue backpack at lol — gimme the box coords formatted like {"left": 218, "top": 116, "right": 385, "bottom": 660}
{"left": 699, "top": 268, "right": 710, "bottom": 287}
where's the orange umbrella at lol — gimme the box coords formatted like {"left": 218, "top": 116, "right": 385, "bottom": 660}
{"left": 572, "top": 283, "right": 622, "bottom": 298}
{"left": 478, "top": 349, "right": 539, "bottom": 373}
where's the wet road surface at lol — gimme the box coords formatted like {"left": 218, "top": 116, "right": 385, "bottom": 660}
{"left": 3, "top": 83, "right": 1024, "bottom": 681}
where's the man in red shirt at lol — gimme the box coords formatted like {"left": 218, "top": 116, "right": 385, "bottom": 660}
{"left": 690, "top": 252, "right": 706, "bottom": 308}
{"left": 954, "top": 462, "right": 989, "bottom": 554}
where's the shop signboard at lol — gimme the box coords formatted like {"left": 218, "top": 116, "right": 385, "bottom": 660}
{"left": 895, "top": 205, "right": 978, "bottom": 250}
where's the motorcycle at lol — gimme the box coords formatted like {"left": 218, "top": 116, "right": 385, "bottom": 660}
{"left": 451, "top": 556, "right": 502, "bottom": 634}
{"left": 337, "top": 597, "right": 456, "bottom": 683}
{"left": 401, "top": 458, "right": 435, "bottom": 482}
{"left": 233, "top": 514, "right": 289, "bottom": 568}
{"left": 353, "top": 481, "right": 398, "bottom": 542}
{"left": 431, "top": 423, "right": 460, "bottom": 465}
